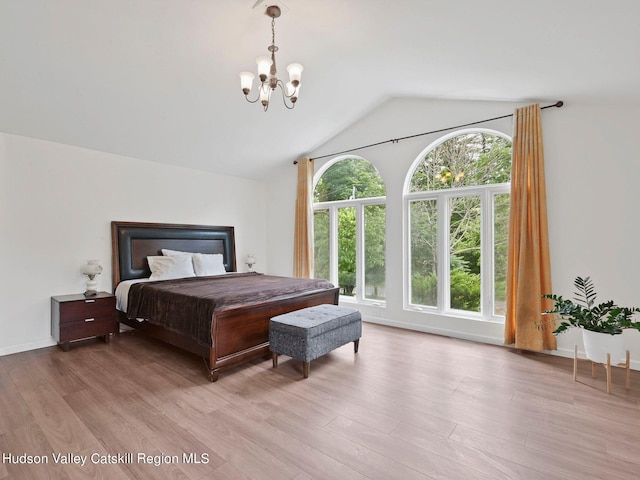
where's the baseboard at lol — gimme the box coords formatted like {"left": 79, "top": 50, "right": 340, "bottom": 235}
{"left": 362, "top": 314, "right": 505, "bottom": 346}
{"left": 0, "top": 338, "right": 56, "bottom": 356}
{"left": 362, "top": 316, "right": 640, "bottom": 371}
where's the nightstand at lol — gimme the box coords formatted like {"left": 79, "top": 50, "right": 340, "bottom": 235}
{"left": 51, "top": 292, "right": 118, "bottom": 351}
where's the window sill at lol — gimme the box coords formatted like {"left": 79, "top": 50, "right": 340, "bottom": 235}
{"left": 405, "top": 305, "right": 504, "bottom": 324}
{"left": 340, "top": 296, "right": 386, "bottom": 308}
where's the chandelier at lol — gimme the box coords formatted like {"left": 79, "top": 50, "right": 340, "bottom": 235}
{"left": 239, "top": 5, "right": 303, "bottom": 111}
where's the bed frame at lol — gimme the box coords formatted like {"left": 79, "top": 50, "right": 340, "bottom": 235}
{"left": 111, "top": 221, "right": 339, "bottom": 381}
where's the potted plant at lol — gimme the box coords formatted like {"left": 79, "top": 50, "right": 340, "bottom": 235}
{"left": 541, "top": 276, "right": 640, "bottom": 363}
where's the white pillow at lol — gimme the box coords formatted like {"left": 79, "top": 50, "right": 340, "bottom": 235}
{"left": 161, "top": 249, "right": 227, "bottom": 276}
{"left": 161, "top": 248, "right": 191, "bottom": 257}
{"left": 147, "top": 255, "right": 196, "bottom": 281}
{"left": 192, "top": 253, "right": 227, "bottom": 276}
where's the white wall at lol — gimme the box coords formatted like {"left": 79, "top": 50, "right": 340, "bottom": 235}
{"left": 0, "top": 133, "right": 267, "bottom": 355}
{"left": 266, "top": 97, "right": 640, "bottom": 367}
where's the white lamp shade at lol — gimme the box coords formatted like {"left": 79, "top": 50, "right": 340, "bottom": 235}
{"left": 259, "top": 85, "right": 270, "bottom": 105}
{"left": 285, "top": 82, "right": 300, "bottom": 99}
{"left": 286, "top": 63, "right": 304, "bottom": 83}
{"left": 82, "top": 259, "right": 103, "bottom": 276}
{"left": 239, "top": 71, "right": 255, "bottom": 92}
{"left": 246, "top": 254, "right": 256, "bottom": 265}
{"left": 256, "top": 56, "right": 273, "bottom": 77}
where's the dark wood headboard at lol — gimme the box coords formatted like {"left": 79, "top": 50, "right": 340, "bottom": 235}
{"left": 111, "top": 221, "right": 237, "bottom": 287}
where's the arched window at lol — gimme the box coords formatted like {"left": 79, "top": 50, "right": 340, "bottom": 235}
{"left": 313, "top": 157, "right": 386, "bottom": 303}
{"left": 405, "top": 129, "right": 512, "bottom": 319}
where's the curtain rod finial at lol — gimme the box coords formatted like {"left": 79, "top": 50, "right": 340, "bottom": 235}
{"left": 555, "top": 100, "right": 564, "bottom": 108}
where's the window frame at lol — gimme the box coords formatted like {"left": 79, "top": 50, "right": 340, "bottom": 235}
{"left": 313, "top": 156, "right": 386, "bottom": 306}
{"left": 313, "top": 196, "right": 386, "bottom": 305}
{"left": 403, "top": 128, "right": 511, "bottom": 322}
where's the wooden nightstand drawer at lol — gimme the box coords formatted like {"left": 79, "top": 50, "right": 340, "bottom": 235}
{"left": 52, "top": 292, "right": 118, "bottom": 351}
{"left": 59, "top": 316, "right": 117, "bottom": 343}
{"left": 59, "top": 296, "right": 115, "bottom": 323}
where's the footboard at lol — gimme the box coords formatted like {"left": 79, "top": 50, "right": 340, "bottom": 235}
{"left": 207, "top": 287, "right": 339, "bottom": 381}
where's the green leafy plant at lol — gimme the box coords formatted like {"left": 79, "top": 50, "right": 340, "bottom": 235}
{"left": 541, "top": 276, "right": 640, "bottom": 335}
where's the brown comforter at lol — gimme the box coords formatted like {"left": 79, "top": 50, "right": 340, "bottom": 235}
{"left": 127, "top": 273, "right": 335, "bottom": 346}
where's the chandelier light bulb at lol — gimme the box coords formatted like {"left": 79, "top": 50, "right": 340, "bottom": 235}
{"left": 286, "top": 82, "right": 300, "bottom": 102}
{"left": 239, "top": 72, "right": 255, "bottom": 94}
{"left": 286, "top": 63, "right": 303, "bottom": 86}
{"left": 259, "top": 84, "right": 270, "bottom": 107}
{"left": 256, "top": 56, "right": 273, "bottom": 80}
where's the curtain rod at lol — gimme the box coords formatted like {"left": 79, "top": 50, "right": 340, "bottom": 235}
{"left": 293, "top": 100, "right": 564, "bottom": 164}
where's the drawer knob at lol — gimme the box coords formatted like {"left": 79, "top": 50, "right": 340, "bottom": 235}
{"left": 85, "top": 299, "right": 95, "bottom": 303}
{"left": 84, "top": 318, "right": 95, "bottom": 322}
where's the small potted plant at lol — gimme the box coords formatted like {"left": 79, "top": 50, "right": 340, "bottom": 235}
{"left": 541, "top": 276, "right": 640, "bottom": 363}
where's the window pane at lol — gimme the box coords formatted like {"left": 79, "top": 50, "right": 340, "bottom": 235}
{"left": 364, "top": 204, "right": 386, "bottom": 300}
{"left": 338, "top": 207, "right": 356, "bottom": 296}
{"left": 410, "top": 200, "right": 437, "bottom": 306}
{"left": 449, "top": 196, "right": 481, "bottom": 312}
{"left": 409, "top": 133, "right": 512, "bottom": 192}
{"left": 314, "top": 158, "right": 386, "bottom": 202}
{"left": 313, "top": 209, "right": 330, "bottom": 281}
{"left": 493, "top": 194, "right": 509, "bottom": 316}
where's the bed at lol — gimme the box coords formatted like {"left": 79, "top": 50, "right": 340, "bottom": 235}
{"left": 111, "top": 221, "right": 339, "bottom": 381}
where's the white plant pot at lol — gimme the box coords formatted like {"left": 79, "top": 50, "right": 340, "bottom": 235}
{"left": 581, "top": 328, "right": 625, "bottom": 364}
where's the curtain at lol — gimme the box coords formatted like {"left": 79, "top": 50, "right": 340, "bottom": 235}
{"left": 293, "top": 157, "right": 314, "bottom": 278}
{"left": 504, "top": 104, "right": 556, "bottom": 351}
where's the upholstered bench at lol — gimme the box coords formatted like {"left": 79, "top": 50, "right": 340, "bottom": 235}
{"left": 269, "top": 304, "right": 362, "bottom": 378}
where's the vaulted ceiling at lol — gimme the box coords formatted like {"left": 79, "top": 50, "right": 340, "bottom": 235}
{"left": 1, "top": 0, "right": 638, "bottom": 179}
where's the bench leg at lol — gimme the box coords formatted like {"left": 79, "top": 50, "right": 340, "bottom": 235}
{"left": 303, "top": 361, "right": 310, "bottom": 378}
{"left": 354, "top": 339, "right": 360, "bottom": 353}
{"left": 272, "top": 352, "right": 278, "bottom": 368}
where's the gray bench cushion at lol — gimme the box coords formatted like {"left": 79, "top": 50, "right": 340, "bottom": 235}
{"left": 270, "top": 304, "right": 361, "bottom": 339}
{"left": 270, "top": 304, "right": 362, "bottom": 364}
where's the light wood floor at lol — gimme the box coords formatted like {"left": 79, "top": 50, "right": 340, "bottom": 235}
{"left": 2, "top": 323, "right": 640, "bottom": 480}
